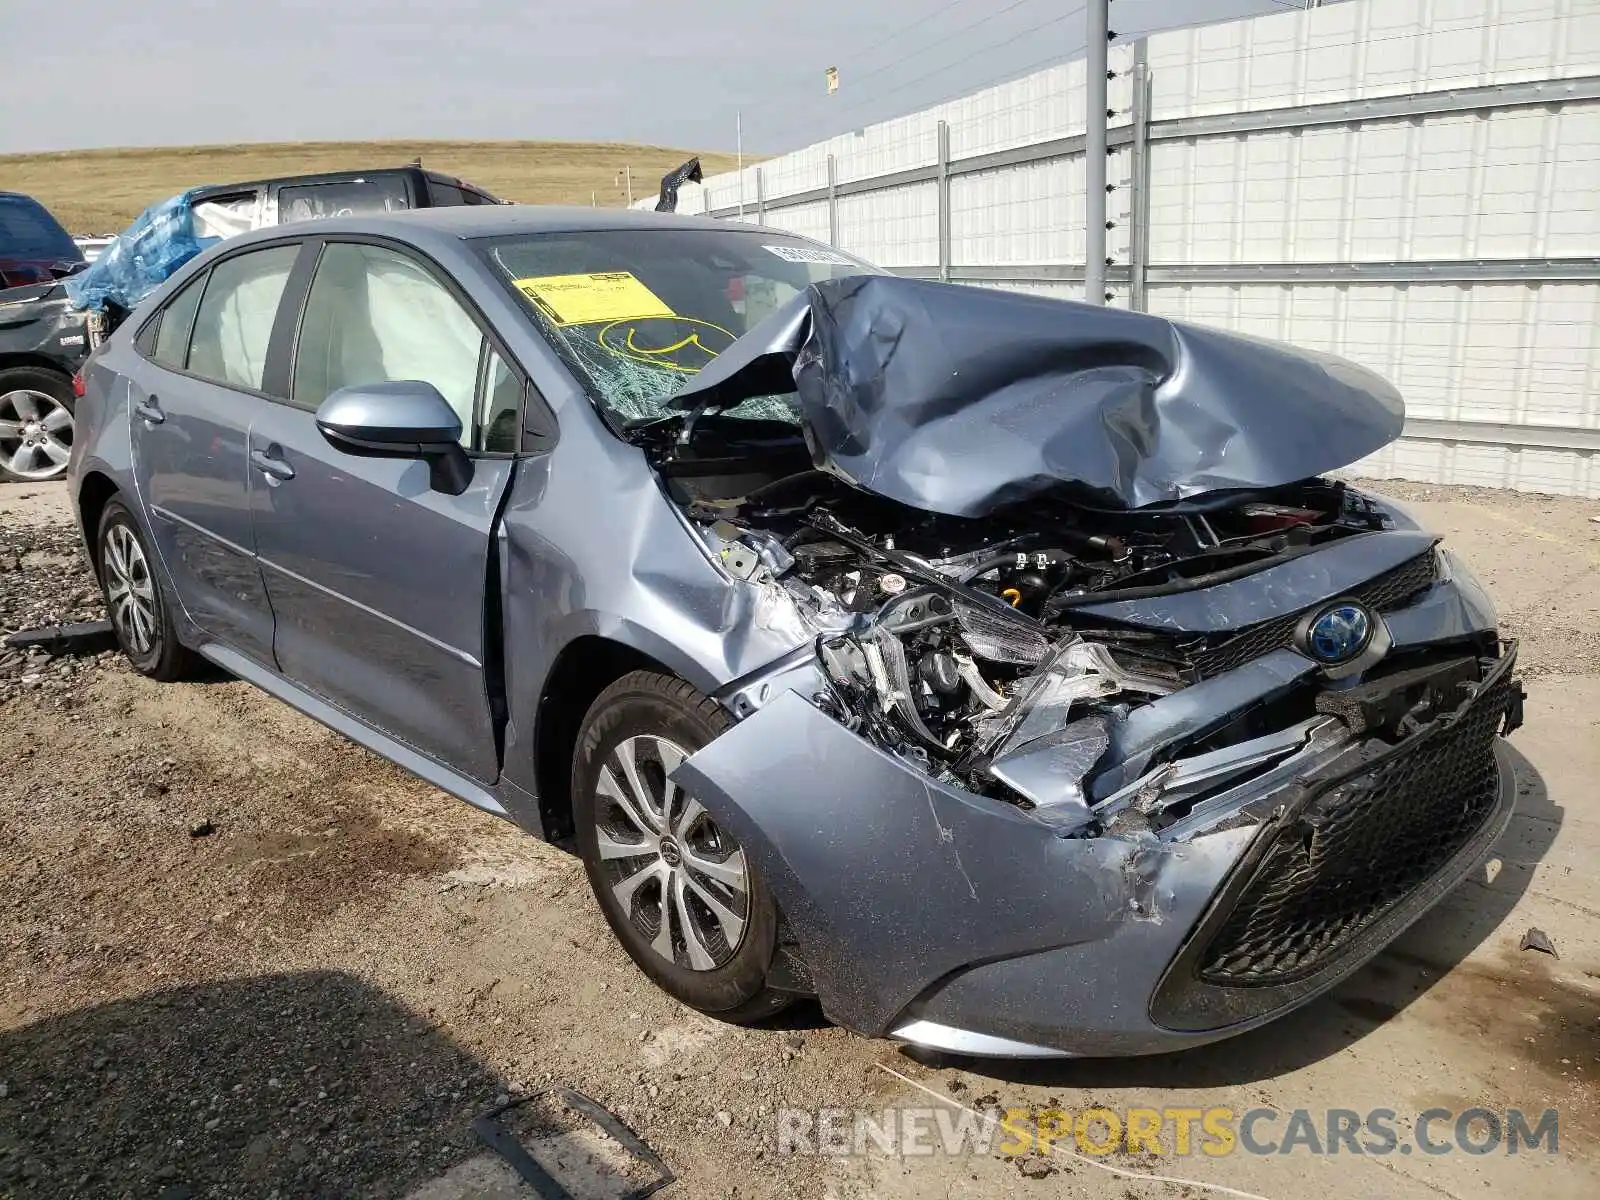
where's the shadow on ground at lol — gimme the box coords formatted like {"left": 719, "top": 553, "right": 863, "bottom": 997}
{"left": 902, "top": 742, "right": 1566, "bottom": 1087}
{"left": 0, "top": 971, "right": 504, "bottom": 1199}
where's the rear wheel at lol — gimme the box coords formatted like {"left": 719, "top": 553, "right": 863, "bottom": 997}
{"left": 573, "top": 670, "right": 791, "bottom": 1022}
{"left": 97, "top": 500, "right": 198, "bottom": 681}
{"left": 0, "top": 367, "right": 75, "bottom": 483}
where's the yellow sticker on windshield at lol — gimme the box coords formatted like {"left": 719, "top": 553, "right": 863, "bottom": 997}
{"left": 513, "top": 271, "right": 675, "bottom": 326}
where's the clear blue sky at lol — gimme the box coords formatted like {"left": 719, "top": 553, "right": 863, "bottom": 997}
{"left": 0, "top": 0, "right": 1330, "bottom": 155}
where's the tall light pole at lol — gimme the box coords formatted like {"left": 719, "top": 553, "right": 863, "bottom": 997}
{"left": 737, "top": 111, "right": 745, "bottom": 218}
{"left": 1084, "top": 0, "right": 1110, "bottom": 305}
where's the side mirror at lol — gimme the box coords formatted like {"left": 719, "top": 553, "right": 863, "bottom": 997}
{"left": 315, "top": 381, "right": 472, "bottom": 495}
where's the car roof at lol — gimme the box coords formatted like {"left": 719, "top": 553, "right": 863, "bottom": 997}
{"left": 232, "top": 204, "right": 757, "bottom": 245}
{"left": 189, "top": 167, "right": 426, "bottom": 198}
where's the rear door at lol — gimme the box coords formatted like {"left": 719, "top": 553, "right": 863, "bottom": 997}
{"left": 127, "top": 242, "right": 305, "bottom": 663}
{"left": 247, "top": 237, "right": 521, "bottom": 783}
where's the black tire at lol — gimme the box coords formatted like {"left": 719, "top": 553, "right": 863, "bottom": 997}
{"left": 96, "top": 500, "right": 199, "bottom": 681}
{"left": 0, "top": 366, "right": 76, "bottom": 484}
{"left": 573, "top": 670, "right": 792, "bottom": 1022}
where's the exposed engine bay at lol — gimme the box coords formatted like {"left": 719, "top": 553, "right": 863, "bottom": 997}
{"left": 649, "top": 427, "right": 1412, "bottom": 833}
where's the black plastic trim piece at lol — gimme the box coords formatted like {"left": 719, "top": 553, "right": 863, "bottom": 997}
{"left": 1149, "top": 643, "right": 1520, "bottom": 1032}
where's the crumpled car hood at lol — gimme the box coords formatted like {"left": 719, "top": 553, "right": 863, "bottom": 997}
{"left": 671, "top": 275, "right": 1404, "bottom": 515}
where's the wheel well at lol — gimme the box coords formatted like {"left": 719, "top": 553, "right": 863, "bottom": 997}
{"left": 0, "top": 355, "right": 74, "bottom": 383}
{"left": 76, "top": 472, "right": 120, "bottom": 574}
{"left": 534, "top": 636, "right": 671, "bottom": 844}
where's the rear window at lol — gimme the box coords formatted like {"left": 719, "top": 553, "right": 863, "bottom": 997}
{"left": 0, "top": 194, "right": 81, "bottom": 262}
{"left": 482, "top": 228, "right": 877, "bottom": 426}
{"left": 278, "top": 177, "right": 411, "bottom": 223}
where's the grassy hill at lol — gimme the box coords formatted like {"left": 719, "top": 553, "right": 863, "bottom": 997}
{"left": 0, "top": 140, "right": 740, "bottom": 233}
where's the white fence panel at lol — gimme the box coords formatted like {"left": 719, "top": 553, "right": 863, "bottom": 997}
{"left": 757, "top": 147, "right": 832, "bottom": 199}
{"left": 835, "top": 183, "right": 939, "bottom": 267}
{"left": 833, "top": 118, "right": 940, "bottom": 185}
{"left": 1352, "top": 438, "right": 1600, "bottom": 496}
{"left": 755, "top": 200, "right": 831, "bottom": 244}
{"left": 636, "top": 0, "right": 1600, "bottom": 497}
{"left": 1146, "top": 280, "right": 1600, "bottom": 427}
{"left": 1148, "top": 0, "right": 1599, "bottom": 120}
{"left": 1147, "top": 101, "right": 1600, "bottom": 265}
{"left": 951, "top": 158, "right": 1082, "bottom": 267}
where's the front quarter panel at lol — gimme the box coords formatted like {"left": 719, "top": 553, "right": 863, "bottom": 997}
{"left": 493, "top": 388, "right": 815, "bottom": 801}
{"left": 669, "top": 690, "right": 1232, "bottom": 1041}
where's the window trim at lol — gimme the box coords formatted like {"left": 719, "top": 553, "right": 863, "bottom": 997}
{"left": 280, "top": 233, "right": 557, "bottom": 457}
{"left": 476, "top": 344, "right": 533, "bottom": 455}
{"left": 132, "top": 236, "right": 313, "bottom": 404}
{"left": 426, "top": 180, "right": 468, "bottom": 207}
{"left": 180, "top": 241, "right": 306, "bottom": 397}
{"left": 134, "top": 310, "right": 163, "bottom": 358}
{"left": 141, "top": 270, "right": 209, "bottom": 370}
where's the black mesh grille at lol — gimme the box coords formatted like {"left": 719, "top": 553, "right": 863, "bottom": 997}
{"left": 1197, "top": 672, "right": 1514, "bottom": 987}
{"left": 1184, "top": 551, "right": 1438, "bottom": 679}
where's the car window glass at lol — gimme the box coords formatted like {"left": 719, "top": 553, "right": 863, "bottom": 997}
{"left": 429, "top": 182, "right": 467, "bottom": 206}
{"left": 293, "top": 242, "right": 482, "bottom": 444}
{"left": 151, "top": 274, "right": 206, "bottom": 369}
{"left": 192, "top": 191, "right": 261, "bottom": 239}
{"left": 278, "top": 178, "right": 411, "bottom": 223}
{"left": 185, "top": 246, "right": 299, "bottom": 391}
{"left": 0, "top": 193, "right": 80, "bottom": 261}
{"left": 480, "top": 350, "right": 522, "bottom": 452}
{"left": 484, "top": 229, "right": 877, "bottom": 427}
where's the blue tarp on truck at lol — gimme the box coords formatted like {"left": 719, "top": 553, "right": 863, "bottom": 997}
{"left": 65, "top": 190, "right": 217, "bottom": 314}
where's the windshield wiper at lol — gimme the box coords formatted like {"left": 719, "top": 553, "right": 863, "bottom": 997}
{"left": 623, "top": 412, "right": 684, "bottom": 435}
{"left": 624, "top": 405, "right": 722, "bottom": 448}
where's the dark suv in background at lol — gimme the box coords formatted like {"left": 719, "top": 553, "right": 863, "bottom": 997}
{"left": 0, "top": 192, "right": 87, "bottom": 482}
{"left": 1, "top": 166, "right": 503, "bottom": 482}
{"left": 0, "top": 191, "right": 85, "bottom": 290}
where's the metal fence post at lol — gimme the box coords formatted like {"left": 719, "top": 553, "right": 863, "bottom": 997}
{"left": 1085, "top": 0, "right": 1110, "bottom": 303}
{"left": 756, "top": 168, "right": 766, "bottom": 225}
{"left": 937, "top": 120, "right": 952, "bottom": 282}
{"left": 1129, "top": 38, "right": 1151, "bottom": 312}
{"left": 827, "top": 154, "right": 839, "bottom": 246}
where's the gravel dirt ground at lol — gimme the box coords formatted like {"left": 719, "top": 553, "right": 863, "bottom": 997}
{"left": 1, "top": 478, "right": 1596, "bottom": 1200}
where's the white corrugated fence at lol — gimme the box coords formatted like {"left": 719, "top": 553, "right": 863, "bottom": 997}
{"left": 637, "top": 0, "right": 1600, "bottom": 498}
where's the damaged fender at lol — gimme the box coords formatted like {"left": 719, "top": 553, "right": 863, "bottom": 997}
{"left": 670, "top": 690, "right": 1256, "bottom": 1045}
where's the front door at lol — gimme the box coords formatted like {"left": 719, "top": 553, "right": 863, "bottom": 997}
{"left": 128, "top": 243, "right": 303, "bottom": 664}
{"left": 248, "top": 240, "right": 518, "bottom": 783}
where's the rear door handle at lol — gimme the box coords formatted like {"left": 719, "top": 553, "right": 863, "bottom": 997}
{"left": 133, "top": 396, "right": 164, "bottom": 425}
{"left": 249, "top": 447, "right": 295, "bottom": 482}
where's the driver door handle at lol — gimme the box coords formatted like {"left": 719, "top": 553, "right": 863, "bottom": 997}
{"left": 134, "top": 396, "right": 164, "bottom": 425}
{"left": 249, "top": 447, "right": 295, "bottom": 482}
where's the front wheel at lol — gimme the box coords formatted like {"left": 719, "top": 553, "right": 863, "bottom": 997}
{"left": 96, "top": 500, "right": 198, "bottom": 681}
{"left": 573, "top": 670, "right": 792, "bottom": 1022}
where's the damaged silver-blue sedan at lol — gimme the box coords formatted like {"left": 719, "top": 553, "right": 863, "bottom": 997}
{"left": 67, "top": 207, "right": 1523, "bottom": 1058}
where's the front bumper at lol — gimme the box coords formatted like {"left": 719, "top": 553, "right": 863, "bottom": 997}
{"left": 674, "top": 642, "right": 1521, "bottom": 1058}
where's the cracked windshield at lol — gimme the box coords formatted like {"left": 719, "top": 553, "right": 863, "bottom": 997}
{"left": 485, "top": 228, "right": 875, "bottom": 425}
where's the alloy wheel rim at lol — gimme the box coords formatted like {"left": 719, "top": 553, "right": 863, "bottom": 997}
{"left": 0, "top": 389, "right": 73, "bottom": 480}
{"left": 103, "top": 524, "right": 158, "bottom": 656}
{"left": 593, "top": 734, "right": 751, "bottom": 971}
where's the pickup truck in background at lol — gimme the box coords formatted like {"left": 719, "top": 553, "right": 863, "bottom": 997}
{"left": 0, "top": 165, "right": 504, "bottom": 482}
